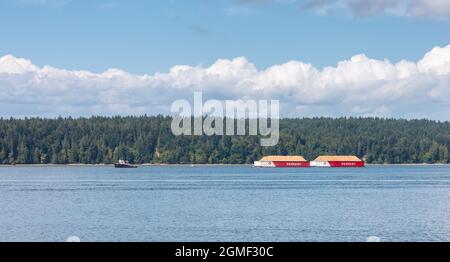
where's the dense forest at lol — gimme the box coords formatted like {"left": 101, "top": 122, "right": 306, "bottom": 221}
{"left": 0, "top": 116, "right": 449, "bottom": 164}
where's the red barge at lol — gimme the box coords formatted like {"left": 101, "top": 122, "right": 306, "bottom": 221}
{"left": 254, "top": 156, "right": 310, "bottom": 168}
{"left": 310, "top": 155, "right": 365, "bottom": 167}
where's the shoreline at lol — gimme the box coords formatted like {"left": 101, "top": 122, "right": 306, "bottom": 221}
{"left": 0, "top": 163, "right": 449, "bottom": 167}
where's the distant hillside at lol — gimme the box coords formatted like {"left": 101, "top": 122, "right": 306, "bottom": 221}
{"left": 0, "top": 116, "right": 448, "bottom": 164}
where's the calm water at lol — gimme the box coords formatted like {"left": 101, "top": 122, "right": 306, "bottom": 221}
{"left": 0, "top": 165, "right": 449, "bottom": 242}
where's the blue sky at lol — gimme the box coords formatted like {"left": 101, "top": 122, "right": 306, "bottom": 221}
{"left": 0, "top": 0, "right": 450, "bottom": 119}
{"left": 1, "top": 0, "right": 449, "bottom": 74}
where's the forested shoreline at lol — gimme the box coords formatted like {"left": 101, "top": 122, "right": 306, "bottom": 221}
{"left": 0, "top": 116, "right": 449, "bottom": 164}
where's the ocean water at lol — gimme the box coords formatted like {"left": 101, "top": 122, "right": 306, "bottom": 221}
{"left": 0, "top": 165, "right": 449, "bottom": 242}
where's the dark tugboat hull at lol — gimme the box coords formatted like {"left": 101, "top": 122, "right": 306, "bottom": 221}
{"left": 114, "top": 164, "right": 138, "bottom": 168}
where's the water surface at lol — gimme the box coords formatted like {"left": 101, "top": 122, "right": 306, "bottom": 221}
{"left": 0, "top": 165, "right": 449, "bottom": 242}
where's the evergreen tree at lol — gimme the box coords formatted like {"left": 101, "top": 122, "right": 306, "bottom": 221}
{"left": 0, "top": 116, "right": 448, "bottom": 165}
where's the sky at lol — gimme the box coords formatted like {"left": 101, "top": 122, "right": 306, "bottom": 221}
{"left": 0, "top": 0, "right": 450, "bottom": 119}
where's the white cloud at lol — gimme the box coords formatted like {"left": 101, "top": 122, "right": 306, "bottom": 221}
{"left": 304, "top": 0, "right": 450, "bottom": 19}
{"left": 1, "top": 45, "right": 450, "bottom": 119}
{"left": 0, "top": 55, "right": 39, "bottom": 74}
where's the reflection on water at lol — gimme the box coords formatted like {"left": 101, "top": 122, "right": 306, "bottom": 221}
{"left": 0, "top": 165, "right": 450, "bottom": 242}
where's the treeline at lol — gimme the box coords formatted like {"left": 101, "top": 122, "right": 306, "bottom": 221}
{"left": 0, "top": 116, "right": 449, "bottom": 164}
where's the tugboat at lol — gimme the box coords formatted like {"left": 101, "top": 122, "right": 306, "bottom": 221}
{"left": 114, "top": 159, "right": 138, "bottom": 168}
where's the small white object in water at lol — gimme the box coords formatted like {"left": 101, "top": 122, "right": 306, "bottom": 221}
{"left": 366, "top": 236, "right": 381, "bottom": 242}
{"left": 66, "top": 236, "right": 81, "bottom": 242}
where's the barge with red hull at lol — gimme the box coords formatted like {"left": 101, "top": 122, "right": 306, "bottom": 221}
{"left": 311, "top": 155, "right": 365, "bottom": 168}
{"left": 254, "top": 156, "right": 310, "bottom": 168}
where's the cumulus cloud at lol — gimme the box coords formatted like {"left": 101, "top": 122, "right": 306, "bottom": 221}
{"left": 304, "top": 0, "right": 450, "bottom": 19}
{"left": 1, "top": 45, "right": 450, "bottom": 119}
